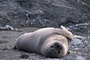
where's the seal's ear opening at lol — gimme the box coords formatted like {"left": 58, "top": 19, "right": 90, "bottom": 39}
{"left": 60, "top": 25, "right": 74, "bottom": 40}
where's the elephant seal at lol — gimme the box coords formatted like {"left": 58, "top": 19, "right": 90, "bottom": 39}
{"left": 14, "top": 25, "right": 73, "bottom": 58}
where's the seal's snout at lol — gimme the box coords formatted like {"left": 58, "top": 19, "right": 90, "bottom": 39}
{"left": 50, "top": 42, "right": 63, "bottom": 54}
{"left": 54, "top": 42, "right": 63, "bottom": 50}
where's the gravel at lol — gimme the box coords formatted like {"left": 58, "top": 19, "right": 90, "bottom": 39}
{"left": 0, "top": 23, "right": 89, "bottom": 60}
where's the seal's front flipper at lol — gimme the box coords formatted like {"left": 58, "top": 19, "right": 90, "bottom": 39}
{"left": 60, "top": 25, "right": 74, "bottom": 40}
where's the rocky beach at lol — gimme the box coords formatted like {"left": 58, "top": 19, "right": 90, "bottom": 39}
{"left": 0, "top": 0, "right": 90, "bottom": 60}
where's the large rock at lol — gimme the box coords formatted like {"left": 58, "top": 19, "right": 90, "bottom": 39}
{"left": 0, "top": 0, "right": 90, "bottom": 27}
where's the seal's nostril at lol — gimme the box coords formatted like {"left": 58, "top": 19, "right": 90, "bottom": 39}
{"left": 56, "top": 45, "right": 60, "bottom": 48}
{"left": 59, "top": 45, "right": 63, "bottom": 50}
{"left": 58, "top": 51, "right": 60, "bottom": 54}
{"left": 54, "top": 42, "right": 63, "bottom": 50}
{"left": 54, "top": 42, "right": 59, "bottom": 48}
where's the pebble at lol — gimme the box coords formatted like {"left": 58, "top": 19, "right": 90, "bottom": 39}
{"left": 87, "top": 35, "right": 90, "bottom": 39}
{"left": 74, "top": 35, "right": 87, "bottom": 39}
{"left": 76, "top": 56, "right": 86, "bottom": 60}
{"left": 19, "top": 59, "right": 29, "bottom": 60}
{"left": 14, "top": 59, "right": 29, "bottom": 60}
{"left": 71, "top": 39, "right": 82, "bottom": 45}
{"left": 87, "top": 45, "right": 90, "bottom": 49}
{"left": 47, "top": 59, "right": 60, "bottom": 60}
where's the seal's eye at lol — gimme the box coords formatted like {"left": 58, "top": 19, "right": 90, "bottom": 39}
{"left": 51, "top": 46, "right": 53, "bottom": 48}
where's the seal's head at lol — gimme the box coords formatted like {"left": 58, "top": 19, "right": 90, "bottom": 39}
{"left": 45, "top": 42, "right": 64, "bottom": 58}
{"left": 41, "top": 35, "right": 68, "bottom": 58}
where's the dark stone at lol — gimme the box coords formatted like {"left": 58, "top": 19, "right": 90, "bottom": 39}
{"left": 20, "top": 54, "right": 29, "bottom": 59}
